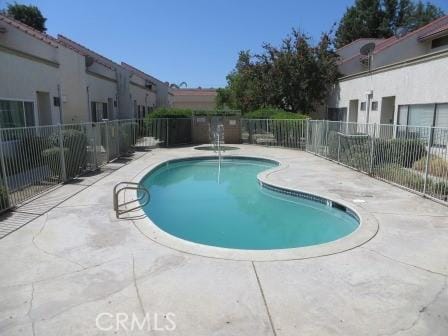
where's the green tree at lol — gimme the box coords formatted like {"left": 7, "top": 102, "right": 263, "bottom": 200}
{"left": 335, "top": 0, "right": 444, "bottom": 48}
{"left": 217, "top": 30, "right": 340, "bottom": 114}
{"left": 3, "top": 2, "right": 47, "bottom": 32}
{"left": 406, "top": 1, "right": 445, "bottom": 29}
{"left": 335, "top": 0, "right": 384, "bottom": 48}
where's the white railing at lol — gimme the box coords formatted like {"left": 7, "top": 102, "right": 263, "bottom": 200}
{"left": 0, "top": 117, "right": 446, "bottom": 213}
{"left": 0, "top": 118, "right": 192, "bottom": 213}
{"left": 305, "top": 120, "right": 448, "bottom": 205}
{"left": 241, "top": 119, "right": 307, "bottom": 149}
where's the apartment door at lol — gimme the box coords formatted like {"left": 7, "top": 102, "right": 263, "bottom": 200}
{"left": 380, "top": 96, "right": 395, "bottom": 124}
{"left": 107, "top": 98, "right": 114, "bottom": 120}
{"left": 36, "top": 92, "right": 52, "bottom": 125}
{"left": 348, "top": 100, "right": 358, "bottom": 122}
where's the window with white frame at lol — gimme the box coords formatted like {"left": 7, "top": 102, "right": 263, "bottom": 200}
{"left": 91, "top": 102, "right": 108, "bottom": 122}
{"left": 398, "top": 103, "right": 448, "bottom": 143}
{"left": 0, "top": 100, "right": 35, "bottom": 128}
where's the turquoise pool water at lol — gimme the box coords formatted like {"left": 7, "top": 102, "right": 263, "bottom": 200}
{"left": 140, "top": 158, "right": 359, "bottom": 250}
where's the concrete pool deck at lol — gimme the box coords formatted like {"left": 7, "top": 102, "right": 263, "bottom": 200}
{"left": 0, "top": 145, "right": 447, "bottom": 335}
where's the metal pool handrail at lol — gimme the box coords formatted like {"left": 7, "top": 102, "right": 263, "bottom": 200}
{"left": 113, "top": 182, "right": 150, "bottom": 218}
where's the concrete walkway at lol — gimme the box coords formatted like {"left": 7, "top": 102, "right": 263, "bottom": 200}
{"left": 0, "top": 145, "right": 447, "bottom": 336}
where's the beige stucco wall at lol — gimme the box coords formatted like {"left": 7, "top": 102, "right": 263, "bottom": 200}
{"left": 0, "top": 26, "right": 60, "bottom": 125}
{"left": 331, "top": 52, "right": 448, "bottom": 124}
{"left": 129, "top": 73, "right": 157, "bottom": 116}
{"left": 338, "top": 39, "right": 384, "bottom": 59}
{"left": 58, "top": 46, "right": 88, "bottom": 123}
{"left": 373, "top": 37, "right": 433, "bottom": 69}
{"left": 86, "top": 73, "right": 117, "bottom": 120}
{"left": 1, "top": 18, "right": 175, "bottom": 125}
{"left": 172, "top": 90, "right": 217, "bottom": 110}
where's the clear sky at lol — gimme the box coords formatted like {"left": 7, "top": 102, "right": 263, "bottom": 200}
{"left": 2, "top": 0, "right": 447, "bottom": 88}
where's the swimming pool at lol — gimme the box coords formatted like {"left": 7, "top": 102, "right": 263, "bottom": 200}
{"left": 140, "top": 157, "right": 359, "bottom": 250}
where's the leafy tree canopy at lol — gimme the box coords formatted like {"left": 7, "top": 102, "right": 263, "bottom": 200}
{"left": 335, "top": 0, "right": 444, "bottom": 48}
{"left": 2, "top": 2, "right": 47, "bottom": 32}
{"left": 243, "top": 107, "right": 309, "bottom": 119}
{"left": 217, "top": 30, "right": 340, "bottom": 114}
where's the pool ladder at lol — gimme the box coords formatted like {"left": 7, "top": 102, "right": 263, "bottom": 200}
{"left": 113, "top": 182, "right": 150, "bottom": 218}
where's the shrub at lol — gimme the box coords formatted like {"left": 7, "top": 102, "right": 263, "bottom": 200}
{"left": 328, "top": 130, "right": 427, "bottom": 171}
{"left": 374, "top": 164, "right": 425, "bottom": 191}
{"left": 119, "top": 122, "right": 138, "bottom": 152}
{"left": 244, "top": 107, "right": 308, "bottom": 120}
{"left": 413, "top": 155, "right": 448, "bottom": 178}
{"left": 327, "top": 131, "right": 371, "bottom": 171}
{"left": 146, "top": 107, "right": 193, "bottom": 119}
{"left": 374, "top": 138, "right": 426, "bottom": 168}
{"left": 43, "top": 129, "right": 87, "bottom": 179}
{"left": 0, "top": 184, "right": 10, "bottom": 211}
{"left": 374, "top": 163, "right": 448, "bottom": 200}
{"left": 41, "top": 147, "right": 69, "bottom": 180}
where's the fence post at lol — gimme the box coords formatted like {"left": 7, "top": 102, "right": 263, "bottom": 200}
{"left": 115, "top": 121, "right": 120, "bottom": 158}
{"left": 105, "top": 122, "right": 110, "bottom": 162}
{"left": 369, "top": 123, "right": 377, "bottom": 174}
{"left": 305, "top": 120, "right": 309, "bottom": 151}
{"left": 166, "top": 119, "right": 169, "bottom": 147}
{"left": 0, "top": 129, "right": 11, "bottom": 208}
{"left": 422, "top": 127, "right": 433, "bottom": 196}
{"left": 325, "top": 120, "right": 329, "bottom": 157}
{"left": 58, "top": 124, "right": 68, "bottom": 182}
{"left": 337, "top": 133, "right": 341, "bottom": 162}
{"left": 92, "top": 123, "right": 98, "bottom": 170}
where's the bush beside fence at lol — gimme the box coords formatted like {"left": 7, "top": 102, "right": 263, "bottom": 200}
{"left": 306, "top": 121, "right": 448, "bottom": 204}
{"left": 0, "top": 117, "right": 447, "bottom": 213}
{"left": 0, "top": 119, "right": 179, "bottom": 212}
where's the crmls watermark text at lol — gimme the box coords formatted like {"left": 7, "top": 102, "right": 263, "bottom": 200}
{"left": 96, "top": 312, "right": 176, "bottom": 332}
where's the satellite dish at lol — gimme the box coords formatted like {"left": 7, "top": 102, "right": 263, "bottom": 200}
{"left": 395, "top": 27, "right": 409, "bottom": 38}
{"left": 360, "top": 42, "right": 376, "bottom": 56}
{"left": 85, "top": 55, "right": 94, "bottom": 67}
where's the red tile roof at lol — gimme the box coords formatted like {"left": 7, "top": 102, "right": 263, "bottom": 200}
{"left": 57, "top": 34, "right": 117, "bottom": 70}
{"left": 418, "top": 21, "right": 448, "bottom": 41}
{"left": 0, "top": 14, "right": 59, "bottom": 47}
{"left": 121, "top": 62, "right": 157, "bottom": 83}
{"left": 374, "top": 15, "right": 448, "bottom": 54}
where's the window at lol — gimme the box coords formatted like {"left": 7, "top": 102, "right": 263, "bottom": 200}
{"left": 0, "top": 100, "right": 35, "bottom": 128}
{"left": 431, "top": 35, "right": 448, "bottom": 49}
{"left": 371, "top": 101, "right": 378, "bottom": 111}
{"left": 327, "top": 107, "right": 347, "bottom": 121}
{"left": 398, "top": 103, "right": 448, "bottom": 142}
{"left": 102, "top": 102, "right": 108, "bottom": 120}
{"left": 398, "top": 105, "right": 408, "bottom": 125}
{"left": 435, "top": 104, "right": 448, "bottom": 128}
{"left": 408, "top": 104, "right": 435, "bottom": 127}
{"left": 91, "top": 101, "right": 107, "bottom": 122}
{"left": 360, "top": 102, "right": 366, "bottom": 111}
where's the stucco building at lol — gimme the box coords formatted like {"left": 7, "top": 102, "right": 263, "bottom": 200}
{"left": 0, "top": 14, "right": 171, "bottom": 127}
{"left": 171, "top": 88, "right": 217, "bottom": 110}
{"left": 327, "top": 15, "right": 448, "bottom": 129}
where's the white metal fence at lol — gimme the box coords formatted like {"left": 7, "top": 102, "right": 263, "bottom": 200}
{"left": 306, "top": 120, "right": 448, "bottom": 205}
{"left": 241, "top": 119, "right": 307, "bottom": 149}
{"left": 0, "top": 118, "right": 447, "bottom": 213}
{"left": 0, "top": 118, "right": 192, "bottom": 212}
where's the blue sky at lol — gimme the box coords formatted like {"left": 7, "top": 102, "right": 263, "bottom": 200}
{"left": 2, "top": 0, "right": 447, "bottom": 88}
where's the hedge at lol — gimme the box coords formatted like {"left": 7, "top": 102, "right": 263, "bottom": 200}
{"left": 244, "top": 107, "right": 308, "bottom": 120}
{"left": 42, "top": 129, "right": 87, "bottom": 179}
